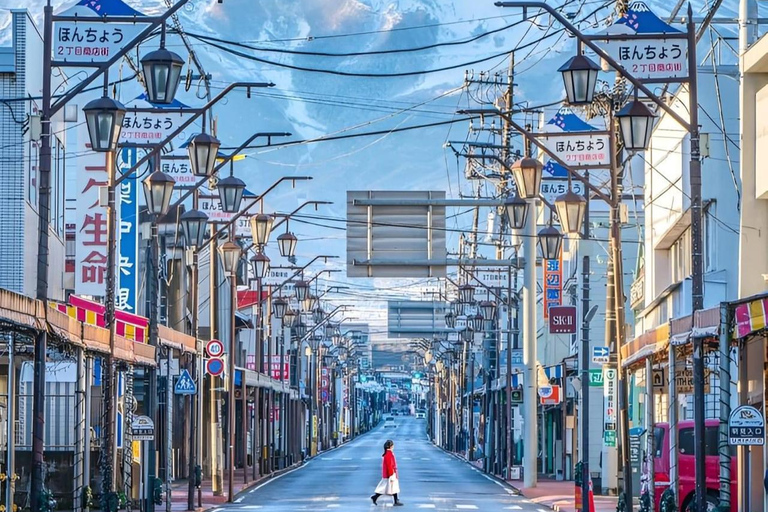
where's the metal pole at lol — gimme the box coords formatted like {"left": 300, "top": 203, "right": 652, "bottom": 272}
{"left": 469, "top": 353, "right": 475, "bottom": 460}
{"left": 6, "top": 334, "right": 15, "bottom": 512}
{"left": 146, "top": 219, "right": 160, "bottom": 512}
{"left": 31, "top": 5, "right": 53, "bottom": 509}
{"left": 506, "top": 266, "right": 513, "bottom": 481}
{"left": 187, "top": 252, "right": 199, "bottom": 511}
{"left": 581, "top": 255, "right": 590, "bottom": 512}
{"left": 228, "top": 265, "right": 236, "bottom": 502}
{"left": 686, "top": 7, "right": 706, "bottom": 511}
{"left": 84, "top": 356, "right": 92, "bottom": 510}
{"left": 718, "top": 303, "right": 731, "bottom": 510}
{"left": 165, "top": 349, "right": 173, "bottom": 512}
{"left": 210, "top": 236, "right": 223, "bottom": 495}
{"left": 522, "top": 197, "right": 537, "bottom": 488}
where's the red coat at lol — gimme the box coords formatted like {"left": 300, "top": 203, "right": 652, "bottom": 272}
{"left": 382, "top": 450, "right": 397, "bottom": 478}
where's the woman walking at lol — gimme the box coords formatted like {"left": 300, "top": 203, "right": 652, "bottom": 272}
{"left": 371, "top": 440, "right": 403, "bottom": 506}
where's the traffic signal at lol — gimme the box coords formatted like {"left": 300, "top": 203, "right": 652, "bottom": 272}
{"left": 152, "top": 478, "right": 164, "bottom": 505}
{"left": 511, "top": 389, "right": 523, "bottom": 403}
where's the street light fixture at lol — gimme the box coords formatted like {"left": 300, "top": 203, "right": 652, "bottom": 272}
{"left": 510, "top": 156, "right": 543, "bottom": 199}
{"left": 555, "top": 190, "right": 587, "bottom": 235}
{"left": 295, "top": 321, "right": 307, "bottom": 338}
{"left": 503, "top": 193, "right": 529, "bottom": 230}
{"left": 616, "top": 99, "right": 656, "bottom": 151}
{"left": 251, "top": 251, "right": 270, "bottom": 279}
{"left": 449, "top": 300, "right": 462, "bottom": 317}
{"left": 180, "top": 209, "right": 208, "bottom": 248}
{"left": 537, "top": 225, "right": 563, "bottom": 260}
{"left": 187, "top": 132, "right": 221, "bottom": 177}
{"left": 140, "top": 47, "right": 184, "bottom": 105}
{"left": 83, "top": 96, "right": 126, "bottom": 152}
{"left": 478, "top": 301, "right": 497, "bottom": 321}
{"left": 217, "top": 175, "right": 246, "bottom": 213}
{"left": 218, "top": 240, "right": 242, "bottom": 275}
{"left": 445, "top": 311, "right": 456, "bottom": 329}
{"left": 469, "top": 312, "right": 484, "bottom": 332}
{"left": 277, "top": 231, "right": 298, "bottom": 258}
{"left": 302, "top": 294, "right": 318, "bottom": 313}
{"left": 312, "top": 306, "right": 325, "bottom": 325}
{"left": 459, "top": 284, "right": 475, "bottom": 305}
{"left": 143, "top": 170, "right": 176, "bottom": 216}
{"left": 272, "top": 297, "right": 288, "bottom": 320}
{"left": 558, "top": 54, "right": 600, "bottom": 105}
{"left": 295, "top": 280, "right": 310, "bottom": 301}
{"left": 250, "top": 213, "right": 275, "bottom": 247}
{"left": 284, "top": 309, "right": 298, "bottom": 328}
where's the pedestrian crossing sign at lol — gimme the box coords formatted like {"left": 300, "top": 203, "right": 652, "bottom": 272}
{"left": 174, "top": 369, "right": 197, "bottom": 395}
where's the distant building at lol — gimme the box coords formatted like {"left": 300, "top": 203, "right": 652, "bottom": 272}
{"left": 0, "top": 10, "right": 67, "bottom": 299}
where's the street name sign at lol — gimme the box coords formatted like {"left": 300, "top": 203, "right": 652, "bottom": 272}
{"left": 132, "top": 415, "right": 155, "bottom": 441}
{"left": 174, "top": 369, "right": 197, "bottom": 395}
{"left": 592, "top": 346, "right": 610, "bottom": 365}
{"left": 728, "top": 405, "right": 765, "bottom": 446}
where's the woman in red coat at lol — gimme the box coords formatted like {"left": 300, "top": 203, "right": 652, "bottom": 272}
{"left": 371, "top": 440, "right": 403, "bottom": 506}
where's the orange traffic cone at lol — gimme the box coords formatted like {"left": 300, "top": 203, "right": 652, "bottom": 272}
{"left": 588, "top": 474, "right": 595, "bottom": 512}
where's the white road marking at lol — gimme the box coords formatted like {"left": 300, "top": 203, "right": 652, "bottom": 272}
{"left": 341, "top": 457, "right": 352, "bottom": 460}
{"left": 504, "top": 507, "right": 522, "bottom": 510}
{"left": 417, "top": 505, "right": 436, "bottom": 509}
{"left": 420, "top": 457, "right": 430, "bottom": 460}
{"left": 402, "top": 457, "right": 413, "bottom": 460}
{"left": 245, "top": 461, "right": 311, "bottom": 493}
{"left": 240, "top": 507, "right": 262, "bottom": 510}
{"left": 326, "top": 505, "right": 340, "bottom": 508}
{"left": 234, "top": 497, "right": 244, "bottom": 503}
{"left": 456, "top": 506, "right": 478, "bottom": 510}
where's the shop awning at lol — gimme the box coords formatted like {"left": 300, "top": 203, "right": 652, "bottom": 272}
{"left": 621, "top": 323, "right": 669, "bottom": 365}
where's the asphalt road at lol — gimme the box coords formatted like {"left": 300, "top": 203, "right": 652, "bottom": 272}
{"left": 218, "top": 416, "right": 547, "bottom": 511}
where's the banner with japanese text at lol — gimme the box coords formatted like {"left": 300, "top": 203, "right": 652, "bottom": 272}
{"left": 543, "top": 250, "right": 563, "bottom": 320}
{"left": 116, "top": 148, "right": 139, "bottom": 312}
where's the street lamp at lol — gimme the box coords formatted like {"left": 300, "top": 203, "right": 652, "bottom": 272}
{"left": 459, "top": 284, "right": 475, "bottom": 305}
{"left": 295, "top": 280, "right": 310, "bottom": 301}
{"left": 445, "top": 311, "right": 456, "bottom": 329}
{"left": 217, "top": 175, "right": 246, "bottom": 213}
{"left": 277, "top": 231, "right": 298, "bottom": 258}
{"left": 187, "top": 132, "right": 221, "bottom": 177}
{"left": 83, "top": 96, "right": 126, "bottom": 152}
{"left": 143, "top": 170, "right": 176, "bottom": 216}
{"left": 555, "top": 190, "right": 587, "bottom": 234}
{"left": 616, "top": 99, "right": 656, "bottom": 151}
{"left": 478, "top": 301, "right": 497, "bottom": 321}
{"left": 284, "top": 309, "right": 298, "bottom": 328}
{"left": 537, "top": 225, "right": 563, "bottom": 260}
{"left": 468, "top": 312, "right": 484, "bottom": 332}
{"left": 313, "top": 307, "right": 325, "bottom": 325}
{"left": 180, "top": 209, "right": 208, "bottom": 248}
{"left": 251, "top": 251, "right": 270, "bottom": 279}
{"left": 558, "top": 54, "right": 600, "bottom": 105}
{"left": 140, "top": 47, "right": 184, "bottom": 104}
{"left": 449, "top": 300, "right": 462, "bottom": 317}
{"left": 272, "top": 297, "right": 288, "bottom": 320}
{"left": 503, "top": 193, "right": 529, "bottom": 230}
{"left": 510, "top": 157, "right": 543, "bottom": 199}
{"left": 324, "top": 323, "right": 337, "bottom": 339}
{"left": 250, "top": 213, "right": 275, "bottom": 247}
{"left": 302, "top": 294, "right": 318, "bottom": 313}
{"left": 295, "top": 321, "right": 307, "bottom": 338}
{"left": 218, "top": 240, "right": 242, "bottom": 275}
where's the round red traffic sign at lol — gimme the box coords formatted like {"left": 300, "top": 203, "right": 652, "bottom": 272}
{"left": 206, "top": 358, "right": 224, "bottom": 377}
{"left": 206, "top": 339, "right": 224, "bottom": 358}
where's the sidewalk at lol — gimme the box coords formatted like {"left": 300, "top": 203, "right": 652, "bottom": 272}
{"left": 509, "top": 479, "right": 618, "bottom": 512}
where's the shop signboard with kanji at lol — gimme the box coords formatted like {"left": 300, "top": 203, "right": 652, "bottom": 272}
{"left": 262, "top": 355, "right": 289, "bottom": 381}
{"left": 540, "top": 109, "right": 610, "bottom": 168}
{"left": 75, "top": 119, "right": 108, "bottom": 296}
{"left": 591, "top": 2, "right": 688, "bottom": 82}
{"left": 116, "top": 148, "right": 139, "bottom": 313}
{"left": 604, "top": 368, "right": 617, "bottom": 447}
{"left": 160, "top": 152, "right": 197, "bottom": 188}
{"left": 120, "top": 96, "right": 195, "bottom": 147}
{"left": 543, "top": 250, "right": 563, "bottom": 320}
{"left": 53, "top": 2, "right": 147, "bottom": 64}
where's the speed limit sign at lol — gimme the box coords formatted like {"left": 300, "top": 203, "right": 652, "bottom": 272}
{"left": 206, "top": 339, "right": 224, "bottom": 358}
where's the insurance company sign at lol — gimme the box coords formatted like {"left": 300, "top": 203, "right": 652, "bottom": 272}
{"left": 728, "top": 405, "right": 765, "bottom": 446}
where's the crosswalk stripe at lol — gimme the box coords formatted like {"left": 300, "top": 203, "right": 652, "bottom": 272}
{"left": 417, "top": 505, "right": 436, "bottom": 509}
{"left": 240, "top": 506, "right": 262, "bottom": 510}
{"left": 504, "top": 507, "right": 522, "bottom": 510}
{"left": 456, "top": 506, "right": 478, "bottom": 510}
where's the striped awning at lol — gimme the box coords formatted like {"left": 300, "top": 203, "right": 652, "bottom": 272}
{"left": 733, "top": 296, "right": 768, "bottom": 339}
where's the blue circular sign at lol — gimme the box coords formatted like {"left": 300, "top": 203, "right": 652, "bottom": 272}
{"left": 206, "top": 358, "right": 224, "bottom": 377}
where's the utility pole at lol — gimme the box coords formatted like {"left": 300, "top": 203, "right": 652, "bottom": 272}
{"left": 580, "top": 173, "right": 591, "bottom": 511}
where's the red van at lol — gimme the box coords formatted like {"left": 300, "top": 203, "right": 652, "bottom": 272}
{"left": 653, "top": 419, "right": 737, "bottom": 512}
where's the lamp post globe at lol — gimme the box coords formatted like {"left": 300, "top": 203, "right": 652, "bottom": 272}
{"left": 555, "top": 189, "right": 587, "bottom": 235}
{"left": 324, "top": 323, "right": 337, "bottom": 340}
{"left": 312, "top": 306, "right": 325, "bottom": 325}
{"left": 250, "top": 213, "right": 275, "bottom": 247}
{"left": 277, "top": 231, "right": 298, "bottom": 258}
{"left": 272, "top": 297, "right": 288, "bottom": 320}
{"left": 283, "top": 309, "right": 298, "bottom": 328}
{"left": 445, "top": 311, "right": 456, "bottom": 329}
{"left": 83, "top": 96, "right": 126, "bottom": 152}
{"left": 250, "top": 251, "right": 270, "bottom": 279}
{"left": 558, "top": 54, "right": 600, "bottom": 105}
{"left": 218, "top": 240, "right": 241, "bottom": 275}
{"left": 616, "top": 99, "right": 656, "bottom": 151}
{"left": 180, "top": 209, "right": 208, "bottom": 248}
{"left": 143, "top": 170, "right": 176, "bottom": 216}
{"left": 537, "top": 225, "right": 563, "bottom": 260}
{"left": 469, "top": 312, "right": 484, "bottom": 332}
{"left": 459, "top": 284, "right": 475, "bottom": 305}
{"left": 187, "top": 132, "right": 221, "bottom": 177}
{"left": 217, "top": 176, "right": 246, "bottom": 214}
{"left": 503, "top": 193, "right": 529, "bottom": 231}
{"left": 294, "top": 280, "right": 310, "bottom": 301}
{"left": 449, "top": 300, "right": 462, "bottom": 317}
{"left": 302, "top": 294, "right": 318, "bottom": 313}
{"left": 295, "top": 321, "right": 307, "bottom": 339}
{"left": 140, "top": 47, "right": 184, "bottom": 105}
{"left": 511, "top": 157, "right": 543, "bottom": 199}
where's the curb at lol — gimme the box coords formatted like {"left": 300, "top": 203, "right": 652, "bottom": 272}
{"left": 432, "top": 442, "right": 521, "bottom": 496}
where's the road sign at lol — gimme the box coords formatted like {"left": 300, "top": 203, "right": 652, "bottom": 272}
{"left": 592, "top": 346, "right": 610, "bottom": 365}
{"left": 549, "top": 305, "right": 577, "bottom": 334}
{"left": 652, "top": 369, "right": 665, "bottom": 389}
{"left": 206, "top": 358, "right": 224, "bottom": 377}
{"left": 538, "top": 386, "right": 553, "bottom": 398}
{"left": 206, "top": 339, "right": 224, "bottom": 358}
{"left": 604, "top": 430, "right": 617, "bottom": 447}
{"left": 540, "top": 385, "right": 562, "bottom": 405}
{"left": 132, "top": 415, "right": 155, "bottom": 441}
{"left": 728, "top": 405, "right": 765, "bottom": 446}
{"left": 588, "top": 369, "right": 604, "bottom": 387}
{"left": 174, "top": 369, "right": 197, "bottom": 395}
